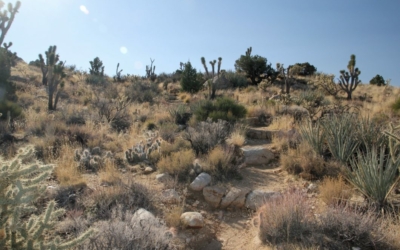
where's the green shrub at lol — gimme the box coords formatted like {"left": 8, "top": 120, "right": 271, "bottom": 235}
{"left": 125, "top": 80, "right": 159, "bottom": 104}
{"left": 321, "top": 114, "right": 360, "bottom": 164}
{"left": 180, "top": 61, "right": 202, "bottom": 93}
{"left": 345, "top": 147, "right": 400, "bottom": 208}
{"left": 224, "top": 70, "right": 248, "bottom": 88}
{"left": 0, "top": 100, "right": 22, "bottom": 120}
{"left": 192, "top": 97, "right": 247, "bottom": 122}
{"left": 299, "top": 120, "right": 325, "bottom": 156}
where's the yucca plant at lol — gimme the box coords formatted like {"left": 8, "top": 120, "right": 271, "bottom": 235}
{"left": 299, "top": 119, "right": 325, "bottom": 156}
{"left": 345, "top": 147, "right": 400, "bottom": 208}
{"left": 321, "top": 114, "right": 360, "bottom": 164}
{"left": 357, "top": 116, "right": 387, "bottom": 151}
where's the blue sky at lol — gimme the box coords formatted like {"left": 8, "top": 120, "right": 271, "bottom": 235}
{"left": 5, "top": 0, "right": 400, "bottom": 85}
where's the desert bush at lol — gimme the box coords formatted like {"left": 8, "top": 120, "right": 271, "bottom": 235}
{"left": 369, "top": 74, "right": 386, "bottom": 86}
{"left": 318, "top": 205, "right": 387, "bottom": 249}
{"left": 183, "top": 118, "right": 231, "bottom": 155}
{"left": 234, "top": 47, "right": 275, "bottom": 85}
{"left": 83, "top": 208, "right": 173, "bottom": 250}
{"left": 205, "top": 145, "right": 239, "bottom": 180}
{"left": 169, "top": 104, "right": 191, "bottom": 125}
{"left": 192, "top": 97, "right": 247, "bottom": 122}
{"left": 125, "top": 80, "right": 159, "bottom": 104}
{"left": 164, "top": 206, "right": 183, "bottom": 228}
{"left": 157, "top": 149, "right": 195, "bottom": 180}
{"left": 319, "top": 176, "right": 352, "bottom": 206}
{"left": 159, "top": 122, "right": 178, "bottom": 143}
{"left": 0, "top": 100, "right": 22, "bottom": 120}
{"left": 345, "top": 147, "right": 400, "bottom": 208}
{"left": 180, "top": 61, "right": 202, "bottom": 93}
{"left": 224, "top": 70, "right": 248, "bottom": 88}
{"left": 258, "top": 189, "right": 314, "bottom": 245}
{"left": 280, "top": 144, "right": 325, "bottom": 180}
{"left": 321, "top": 113, "right": 360, "bottom": 164}
{"left": 87, "top": 181, "right": 153, "bottom": 220}
{"left": 226, "top": 124, "right": 247, "bottom": 147}
{"left": 55, "top": 145, "right": 86, "bottom": 186}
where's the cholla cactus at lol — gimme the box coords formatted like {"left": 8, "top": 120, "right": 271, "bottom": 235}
{"left": 0, "top": 146, "right": 94, "bottom": 249}
{"left": 125, "top": 133, "right": 162, "bottom": 164}
{"left": 74, "top": 147, "right": 112, "bottom": 171}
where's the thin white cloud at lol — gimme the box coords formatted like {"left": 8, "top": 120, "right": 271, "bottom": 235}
{"left": 80, "top": 5, "right": 89, "bottom": 15}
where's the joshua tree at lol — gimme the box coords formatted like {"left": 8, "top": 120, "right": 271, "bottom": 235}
{"left": 113, "top": 62, "right": 125, "bottom": 83}
{"left": 276, "top": 63, "right": 291, "bottom": 96}
{"left": 38, "top": 45, "right": 66, "bottom": 110}
{"left": 338, "top": 54, "right": 361, "bottom": 100}
{"left": 200, "top": 56, "right": 222, "bottom": 99}
{"left": 146, "top": 58, "right": 156, "bottom": 81}
{"left": 0, "top": 1, "right": 21, "bottom": 46}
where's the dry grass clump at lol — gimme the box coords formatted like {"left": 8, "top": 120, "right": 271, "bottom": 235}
{"left": 157, "top": 148, "right": 195, "bottom": 180}
{"left": 87, "top": 181, "right": 154, "bottom": 220}
{"left": 226, "top": 130, "right": 246, "bottom": 147}
{"left": 83, "top": 207, "right": 174, "bottom": 250}
{"left": 319, "top": 176, "right": 352, "bottom": 206}
{"left": 268, "top": 114, "right": 294, "bottom": 130}
{"left": 98, "top": 159, "right": 121, "bottom": 185}
{"left": 204, "top": 145, "right": 240, "bottom": 180}
{"left": 257, "top": 189, "right": 314, "bottom": 245}
{"left": 318, "top": 205, "right": 390, "bottom": 249}
{"left": 257, "top": 189, "right": 396, "bottom": 249}
{"left": 164, "top": 206, "right": 183, "bottom": 228}
{"left": 54, "top": 144, "right": 86, "bottom": 186}
{"left": 280, "top": 144, "right": 325, "bottom": 180}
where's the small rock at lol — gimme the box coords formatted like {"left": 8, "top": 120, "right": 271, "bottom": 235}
{"left": 203, "top": 186, "right": 226, "bottom": 208}
{"left": 180, "top": 212, "right": 204, "bottom": 228}
{"left": 241, "top": 146, "right": 275, "bottom": 166}
{"left": 220, "top": 187, "right": 251, "bottom": 209}
{"left": 189, "top": 172, "right": 211, "bottom": 191}
{"left": 144, "top": 166, "right": 154, "bottom": 174}
{"left": 131, "top": 208, "right": 156, "bottom": 225}
{"left": 161, "top": 189, "right": 180, "bottom": 204}
{"left": 193, "top": 159, "right": 203, "bottom": 174}
{"left": 307, "top": 183, "right": 318, "bottom": 193}
{"left": 192, "top": 200, "right": 200, "bottom": 207}
{"left": 245, "top": 190, "right": 280, "bottom": 210}
{"left": 156, "top": 173, "right": 171, "bottom": 183}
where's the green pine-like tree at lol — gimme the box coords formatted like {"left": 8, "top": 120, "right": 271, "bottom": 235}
{"left": 0, "top": 146, "right": 94, "bottom": 249}
{"left": 180, "top": 61, "right": 202, "bottom": 93}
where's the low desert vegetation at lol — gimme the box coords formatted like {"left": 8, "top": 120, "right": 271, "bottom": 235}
{"left": 1, "top": 1, "right": 400, "bottom": 249}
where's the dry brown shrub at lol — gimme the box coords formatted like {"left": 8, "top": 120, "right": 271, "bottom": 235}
{"left": 99, "top": 159, "right": 122, "bottom": 185}
{"left": 54, "top": 144, "right": 86, "bottom": 186}
{"left": 257, "top": 189, "right": 314, "bottom": 245}
{"left": 280, "top": 144, "right": 325, "bottom": 180}
{"left": 164, "top": 206, "right": 183, "bottom": 228}
{"left": 319, "top": 176, "right": 352, "bottom": 206}
{"left": 157, "top": 148, "right": 195, "bottom": 180}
